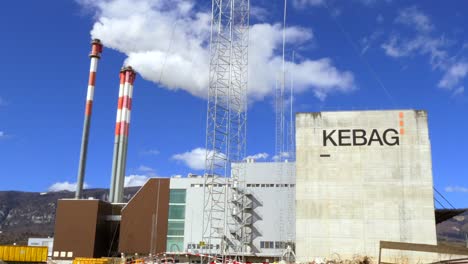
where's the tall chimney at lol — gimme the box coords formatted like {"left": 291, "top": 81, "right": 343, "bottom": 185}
{"left": 109, "top": 68, "right": 126, "bottom": 203}
{"left": 75, "top": 39, "right": 103, "bottom": 199}
{"left": 110, "top": 66, "right": 136, "bottom": 203}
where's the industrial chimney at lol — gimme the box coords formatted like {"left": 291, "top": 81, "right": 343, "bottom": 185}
{"left": 109, "top": 66, "right": 136, "bottom": 203}
{"left": 75, "top": 39, "right": 103, "bottom": 199}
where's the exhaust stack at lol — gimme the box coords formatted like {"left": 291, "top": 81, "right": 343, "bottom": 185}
{"left": 109, "top": 66, "right": 136, "bottom": 203}
{"left": 109, "top": 68, "right": 126, "bottom": 203}
{"left": 75, "top": 39, "right": 103, "bottom": 199}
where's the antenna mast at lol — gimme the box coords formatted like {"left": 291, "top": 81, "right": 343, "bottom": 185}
{"left": 203, "top": 0, "right": 250, "bottom": 261}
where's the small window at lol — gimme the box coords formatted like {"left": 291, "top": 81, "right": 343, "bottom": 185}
{"left": 262, "top": 241, "right": 274, "bottom": 249}
{"left": 290, "top": 184, "right": 295, "bottom": 187}
{"left": 247, "top": 184, "right": 252, "bottom": 187}
{"left": 261, "top": 184, "right": 265, "bottom": 187}
{"left": 255, "top": 184, "right": 260, "bottom": 187}
{"left": 275, "top": 241, "right": 286, "bottom": 249}
{"left": 170, "top": 189, "right": 186, "bottom": 203}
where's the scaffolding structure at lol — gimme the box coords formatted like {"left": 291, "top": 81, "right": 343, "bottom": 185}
{"left": 203, "top": 0, "right": 250, "bottom": 261}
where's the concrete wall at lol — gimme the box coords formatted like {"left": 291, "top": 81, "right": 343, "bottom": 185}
{"left": 295, "top": 110, "right": 437, "bottom": 263}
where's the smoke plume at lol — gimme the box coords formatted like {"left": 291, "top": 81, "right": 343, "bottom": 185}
{"left": 78, "top": 0, "right": 355, "bottom": 101}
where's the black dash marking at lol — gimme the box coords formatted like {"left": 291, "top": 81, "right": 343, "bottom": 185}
{"left": 320, "top": 154, "right": 331, "bottom": 157}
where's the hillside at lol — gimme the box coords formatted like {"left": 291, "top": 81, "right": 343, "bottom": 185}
{"left": 0, "top": 188, "right": 139, "bottom": 245}
{"left": 437, "top": 210, "right": 468, "bottom": 247}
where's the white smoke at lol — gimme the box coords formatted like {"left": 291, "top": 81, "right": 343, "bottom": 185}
{"left": 78, "top": 0, "right": 355, "bottom": 101}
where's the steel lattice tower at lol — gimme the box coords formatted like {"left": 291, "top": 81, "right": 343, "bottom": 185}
{"left": 203, "top": 0, "right": 250, "bottom": 260}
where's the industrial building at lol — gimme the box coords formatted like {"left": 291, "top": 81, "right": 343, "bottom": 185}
{"left": 46, "top": 19, "right": 467, "bottom": 263}
{"left": 296, "top": 110, "right": 438, "bottom": 263}
{"left": 166, "top": 161, "right": 295, "bottom": 259}
{"left": 161, "top": 109, "right": 444, "bottom": 262}
{"left": 50, "top": 109, "right": 468, "bottom": 263}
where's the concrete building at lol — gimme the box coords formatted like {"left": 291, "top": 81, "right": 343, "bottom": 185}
{"left": 28, "top": 238, "right": 54, "bottom": 257}
{"left": 295, "top": 110, "right": 437, "bottom": 262}
{"left": 167, "top": 161, "right": 295, "bottom": 260}
{"left": 52, "top": 108, "right": 445, "bottom": 262}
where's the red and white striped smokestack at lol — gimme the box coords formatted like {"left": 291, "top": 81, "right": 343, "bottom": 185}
{"left": 75, "top": 39, "right": 103, "bottom": 199}
{"left": 110, "top": 66, "right": 136, "bottom": 203}
{"left": 109, "top": 68, "right": 126, "bottom": 202}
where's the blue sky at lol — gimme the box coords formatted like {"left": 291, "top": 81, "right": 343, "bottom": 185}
{"left": 0, "top": 0, "right": 467, "bottom": 207}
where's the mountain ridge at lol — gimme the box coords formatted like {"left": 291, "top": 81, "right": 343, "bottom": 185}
{"left": 0, "top": 187, "right": 139, "bottom": 245}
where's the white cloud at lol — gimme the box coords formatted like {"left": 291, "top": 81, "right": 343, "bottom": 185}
{"left": 126, "top": 165, "right": 164, "bottom": 186}
{"left": 293, "top": 0, "right": 391, "bottom": 8}
{"left": 48, "top": 181, "right": 89, "bottom": 192}
{"left": 245, "top": 152, "right": 269, "bottom": 161}
{"left": 250, "top": 5, "right": 269, "bottom": 21}
{"left": 272, "top": 152, "right": 290, "bottom": 161}
{"left": 0, "top": 131, "right": 5, "bottom": 138}
{"left": 356, "top": 0, "right": 377, "bottom": 6}
{"left": 452, "top": 86, "right": 464, "bottom": 97}
{"left": 135, "top": 165, "right": 158, "bottom": 177}
{"left": 78, "top": 0, "right": 355, "bottom": 102}
{"left": 138, "top": 165, "right": 154, "bottom": 172}
{"left": 438, "top": 62, "right": 468, "bottom": 89}
{"left": 445, "top": 186, "right": 468, "bottom": 193}
{"left": 381, "top": 35, "right": 448, "bottom": 68}
{"left": 141, "top": 149, "right": 160, "bottom": 155}
{"left": 383, "top": 38, "right": 468, "bottom": 94}
{"left": 360, "top": 31, "right": 383, "bottom": 55}
{"left": 249, "top": 23, "right": 355, "bottom": 100}
{"left": 124, "top": 175, "right": 149, "bottom": 187}
{"left": 292, "top": 0, "right": 324, "bottom": 8}
{"left": 382, "top": 7, "right": 446, "bottom": 67}
{"left": 172, "top": 147, "right": 208, "bottom": 170}
{"left": 380, "top": 7, "right": 468, "bottom": 93}
{"left": 395, "top": 6, "right": 433, "bottom": 33}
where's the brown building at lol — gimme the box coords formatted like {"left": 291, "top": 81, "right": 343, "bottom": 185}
{"left": 52, "top": 199, "right": 114, "bottom": 259}
{"left": 52, "top": 178, "right": 170, "bottom": 260}
{"left": 119, "top": 178, "right": 170, "bottom": 255}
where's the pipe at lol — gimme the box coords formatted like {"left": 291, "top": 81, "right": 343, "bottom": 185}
{"left": 109, "top": 68, "right": 126, "bottom": 202}
{"left": 113, "top": 66, "right": 136, "bottom": 203}
{"left": 75, "top": 39, "right": 103, "bottom": 199}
